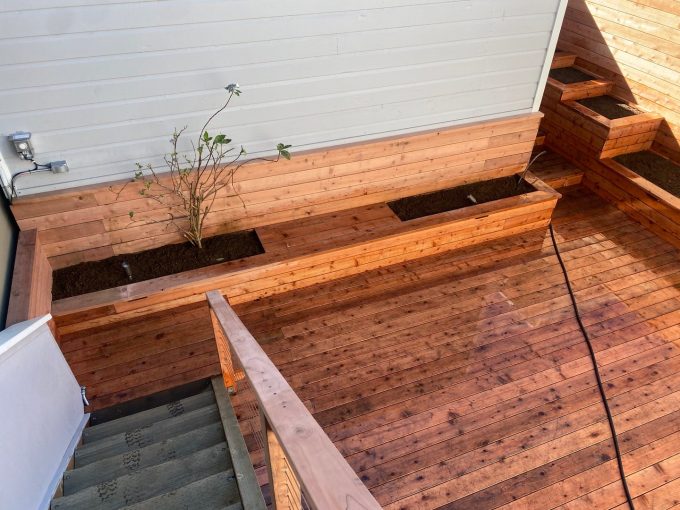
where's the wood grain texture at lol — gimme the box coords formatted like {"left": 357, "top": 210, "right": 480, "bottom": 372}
{"left": 53, "top": 168, "right": 559, "bottom": 413}
{"left": 541, "top": 77, "right": 663, "bottom": 160}
{"left": 583, "top": 155, "right": 680, "bottom": 250}
{"left": 224, "top": 185, "right": 680, "bottom": 509}
{"left": 557, "top": 0, "right": 680, "bottom": 161}
{"left": 50, "top": 170, "right": 559, "bottom": 334}
{"left": 6, "top": 229, "right": 53, "bottom": 329}
{"left": 207, "top": 290, "right": 381, "bottom": 510}
{"left": 530, "top": 147, "right": 584, "bottom": 189}
{"left": 10, "top": 114, "right": 543, "bottom": 268}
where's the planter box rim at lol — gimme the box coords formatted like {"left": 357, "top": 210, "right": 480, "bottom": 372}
{"left": 52, "top": 172, "right": 560, "bottom": 317}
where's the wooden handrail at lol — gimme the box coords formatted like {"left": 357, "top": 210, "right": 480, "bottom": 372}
{"left": 206, "top": 290, "right": 381, "bottom": 510}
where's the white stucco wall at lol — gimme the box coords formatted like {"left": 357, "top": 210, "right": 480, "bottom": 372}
{"left": 0, "top": 0, "right": 566, "bottom": 196}
{"left": 0, "top": 316, "right": 85, "bottom": 510}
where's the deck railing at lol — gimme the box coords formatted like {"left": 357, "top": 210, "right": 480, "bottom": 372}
{"left": 206, "top": 290, "right": 382, "bottom": 510}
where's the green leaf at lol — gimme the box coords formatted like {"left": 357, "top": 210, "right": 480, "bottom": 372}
{"left": 214, "top": 134, "right": 231, "bottom": 144}
{"left": 128, "top": 211, "right": 135, "bottom": 218}
{"left": 280, "top": 150, "right": 291, "bottom": 160}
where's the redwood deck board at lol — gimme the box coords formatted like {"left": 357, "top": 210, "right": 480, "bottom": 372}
{"left": 228, "top": 186, "right": 680, "bottom": 509}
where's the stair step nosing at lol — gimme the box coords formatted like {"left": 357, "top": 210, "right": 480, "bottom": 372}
{"left": 74, "top": 405, "right": 220, "bottom": 466}
{"left": 64, "top": 421, "right": 227, "bottom": 495}
{"left": 83, "top": 391, "right": 215, "bottom": 443}
{"left": 53, "top": 443, "right": 231, "bottom": 510}
{"left": 119, "top": 471, "right": 241, "bottom": 510}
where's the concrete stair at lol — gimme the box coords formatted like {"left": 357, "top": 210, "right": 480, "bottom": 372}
{"left": 52, "top": 380, "right": 264, "bottom": 510}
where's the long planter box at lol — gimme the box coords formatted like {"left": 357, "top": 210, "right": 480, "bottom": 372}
{"left": 585, "top": 157, "right": 680, "bottom": 249}
{"left": 52, "top": 173, "right": 560, "bottom": 332}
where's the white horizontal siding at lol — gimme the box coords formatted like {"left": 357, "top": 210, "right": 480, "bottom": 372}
{"left": 0, "top": 0, "right": 564, "bottom": 195}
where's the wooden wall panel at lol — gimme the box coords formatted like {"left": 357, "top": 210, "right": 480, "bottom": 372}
{"left": 11, "top": 113, "right": 542, "bottom": 269}
{"left": 59, "top": 301, "right": 221, "bottom": 411}
{"left": 557, "top": 0, "right": 680, "bottom": 160}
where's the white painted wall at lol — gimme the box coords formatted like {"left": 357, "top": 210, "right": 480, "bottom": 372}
{"left": 0, "top": 0, "right": 565, "bottom": 196}
{"left": 0, "top": 316, "right": 86, "bottom": 510}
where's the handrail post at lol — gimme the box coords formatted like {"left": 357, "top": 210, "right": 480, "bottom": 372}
{"left": 209, "top": 304, "right": 238, "bottom": 393}
{"left": 262, "top": 412, "right": 302, "bottom": 510}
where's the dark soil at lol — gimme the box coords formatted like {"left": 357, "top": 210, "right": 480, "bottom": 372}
{"left": 388, "top": 175, "right": 535, "bottom": 221}
{"left": 549, "top": 67, "right": 596, "bottom": 84}
{"left": 614, "top": 151, "right": 680, "bottom": 198}
{"left": 577, "top": 96, "right": 643, "bottom": 119}
{"left": 52, "top": 230, "right": 264, "bottom": 300}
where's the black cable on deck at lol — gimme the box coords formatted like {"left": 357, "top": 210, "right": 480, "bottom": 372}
{"left": 548, "top": 222, "right": 635, "bottom": 510}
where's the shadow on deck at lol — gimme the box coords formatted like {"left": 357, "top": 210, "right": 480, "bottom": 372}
{"left": 231, "top": 185, "right": 680, "bottom": 509}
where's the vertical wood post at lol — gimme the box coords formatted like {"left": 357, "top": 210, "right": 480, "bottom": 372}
{"left": 209, "top": 306, "right": 238, "bottom": 393}
{"left": 262, "top": 412, "right": 302, "bottom": 510}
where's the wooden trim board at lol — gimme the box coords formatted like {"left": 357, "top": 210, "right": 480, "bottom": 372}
{"left": 6, "top": 229, "right": 54, "bottom": 333}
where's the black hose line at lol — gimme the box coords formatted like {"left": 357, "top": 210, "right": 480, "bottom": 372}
{"left": 548, "top": 223, "right": 635, "bottom": 510}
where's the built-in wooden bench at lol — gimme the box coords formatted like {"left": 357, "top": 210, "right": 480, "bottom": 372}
{"left": 530, "top": 148, "right": 584, "bottom": 190}
{"left": 52, "top": 173, "right": 560, "bottom": 336}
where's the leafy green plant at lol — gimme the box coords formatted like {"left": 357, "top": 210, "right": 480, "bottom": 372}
{"left": 119, "top": 85, "right": 291, "bottom": 249}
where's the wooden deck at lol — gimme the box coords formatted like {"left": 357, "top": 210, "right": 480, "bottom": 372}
{"left": 230, "top": 185, "right": 680, "bottom": 509}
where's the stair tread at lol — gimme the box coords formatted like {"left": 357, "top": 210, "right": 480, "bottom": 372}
{"left": 75, "top": 404, "right": 221, "bottom": 467}
{"left": 83, "top": 391, "right": 215, "bottom": 444}
{"left": 121, "top": 471, "right": 241, "bottom": 510}
{"left": 64, "top": 422, "right": 226, "bottom": 495}
{"left": 53, "top": 443, "right": 230, "bottom": 510}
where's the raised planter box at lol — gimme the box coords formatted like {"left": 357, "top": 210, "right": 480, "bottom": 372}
{"left": 546, "top": 65, "right": 613, "bottom": 101}
{"left": 543, "top": 94, "right": 663, "bottom": 160}
{"left": 585, "top": 153, "right": 680, "bottom": 249}
{"left": 52, "top": 172, "right": 560, "bottom": 331}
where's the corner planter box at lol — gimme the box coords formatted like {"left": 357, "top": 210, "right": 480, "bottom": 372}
{"left": 546, "top": 66, "right": 613, "bottom": 101}
{"left": 52, "top": 172, "right": 560, "bottom": 332}
{"left": 586, "top": 153, "right": 680, "bottom": 249}
{"left": 561, "top": 96, "right": 663, "bottom": 159}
